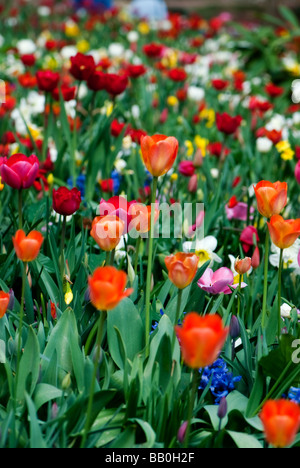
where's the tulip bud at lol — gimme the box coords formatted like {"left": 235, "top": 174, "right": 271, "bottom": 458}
{"left": 177, "top": 421, "right": 188, "bottom": 443}
{"left": 229, "top": 315, "right": 240, "bottom": 339}
{"left": 188, "top": 174, "right": 198, "bottom": 193}
{"left": 234, "top": 257, "right": 252, "bottom": 275}
{"left": 251, "top": 246, "right": 260, "bottom": 269}
{"left": 193, "top": 148, "right": 203, "bottom": 167}
{"left": 295, "top": 160, "right": 300, "bottom": 185}
{"left": 62, "top": 372, "right": 71, "bottom": 390}
{"left": 217, "top": 396, "right": 228, "bottom": 420}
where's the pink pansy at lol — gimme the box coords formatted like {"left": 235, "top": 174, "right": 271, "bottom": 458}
{"left": 197, "top": 267, "right": 247, "bottom": 295}
{"left": 225, "top": 201, "right": 254, "bottom": 221}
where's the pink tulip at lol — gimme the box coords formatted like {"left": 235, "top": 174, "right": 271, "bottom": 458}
{"left": 295, "top": 160, "right": 300, "bottom": 185}
{"left": 178, "top": 161, "right": 195, "bottom": 177}
{"left": 197, "top": 267, "right": 247, "bottom": 295}
{"left": 0, "top": 153, "right": 39, "bottom": 190}
{"left": 240, "top": 226, "right": 259, "bottom": 254}
{"left": 225, "top": 201, "right": 254, "bottom": 221}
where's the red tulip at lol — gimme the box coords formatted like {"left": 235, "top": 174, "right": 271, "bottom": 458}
{"left": 104, "top": 73, "right": 128, "bottom": 96}
{"left": 87, "top": 70, "right": 107, "bottom": 92}
{"left": 36, "top": 70, "right": 60, "bottom": 92}
{"left": 140, "top": 134, "right": 179, "bottom": 177}
{"left": 0, "top": 291, "right": 10, "bottom": 318}
{"left": 70, "top": 53, "right": 96, "bottom": 81}
{"left": 175, "top": 312, "right": 229, "bottom": 368}
{"left": 260, "top": 399, "right": 300, "bottom": 448}
{"left": 53, "top": 186, "right": 81, "bottom": 216}
{"left": 88, "top": 266, "right": 133, "bottom": 310}
{"left": 13, "top": 230, "right": 44, "bottom": 262}
{"left": 0, "top": 153, "right": 39, "bottom": 190}
{"left": 216, "top": 112, "right": 242, "bottom": 135}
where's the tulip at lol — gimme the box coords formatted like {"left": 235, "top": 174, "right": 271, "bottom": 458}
{"left": 90, "top": 215, "right": 125, "bottom": 253}
{"left": 295, "top": 160, "right": 300, "bottom": 185}
{"left": 260, "top": 399, "right": 300, "bottom": 448}
{"left": 0, "top": 153, "right": 39, "bottom": 190}
{"left": 88, "top": 266, "right": 133, "bottom": 311}
{"left": 53, "top": 186, "right": 81, "bottom": 216}
{"left": 0, "top": 291, "right": 10, "bottom": 319}
{"left": 141, "top": 134, "right": 179, "bottom": 357}
{"left": 83, "top": 265, "right": 133, "bottom": 448}
{"left": 165, "top": 253, "right": 198, "bottom": 290}
{"left": 129, "top": 202, "right": 159, "bottom": 235}
{"left": 36, "top": 70, "right": 60, "bottom": 92}
{"left": 178, "top": 161, "right": 195, "bottom": 177}
{"left": 267, "top": 215, "right": 300, "bottom": 251}
{"left": 70, "top": 52, "right": 96, "bottom": 81}
{"left": 98, "top": 196, "right": 136, "bottom": 234}
{"left": 216, "top": 112, "right": 242, "bottom": 135}
{"left": 253, "top": 180, "right": 287, "bottom": 219}
{"left": 140, "top": 134, "right": 179, "bottom": 178}
{"left": 175, "top": 312, "right": 229, "bottom": 369}
{"left": 234, "top": 257, "right": 252, "bottom": 275}
{"left": 87, "top": 70, "right": 107, "bottom": 92}
{"left": 104, "top": 73, "right": 128, "bottom": 96}
{"left": 12, "top": 230, "right": 44, "bottom": 262}
{"left": 197, "top": 267, "right": 247, "bottom": 295}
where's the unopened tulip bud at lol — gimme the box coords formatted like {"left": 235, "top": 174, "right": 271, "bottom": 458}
{"left": 229, "top": 315, "right": 240, "bottom": 339}
{"left": 251, "top": 246, "right": 260, "bottom": 269}
{"left": 177, "top": 421, "right": 188, "bottom": 443}
{"left": 217, "top": 396, "right": 228, "bottom": 420}
{"left": 188, "top": 174, "right": 198, "bottom": 193}
{"left": 193, "top": 148, "right": 203, "bottom": 167}
{"left": 234, "top": 257, "right": 252, "bottom": 275}
{"left": 62, "top": 372, "right": 71, "bottom": 390}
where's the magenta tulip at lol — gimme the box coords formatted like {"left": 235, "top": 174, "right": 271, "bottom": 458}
{"left": 0, "top": 153, "right": 39, "bottom": 190}
{"left": 197, "top": 267, "right": 247, "bottom": 295}
{"left": 295, "top": 160, "right": 300, "bottom": 185}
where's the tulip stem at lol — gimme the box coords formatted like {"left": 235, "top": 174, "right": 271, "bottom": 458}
{"left": 261, "top": 227, "right": 270, "bottom": 330}
{"left": 237, "top": 275, "right": 242, "bottom": 316}
{"left": 18, "top": 189, "right": 23, "bottom": 229}
{"left": 15, "top": 262, "right": 27, "bottom": 397}
{"left": 134, "top": 236, "right": 141, "bottom": 275}
{"left": 183, "top": 369, "right": 199, "bottom": 448}
{"left": 172, "top": 288, "right": 182, "bottom": 352}
{"left": 145, "top": 176, "right": 158, "bottom": 358}
{"left": 59, "top": 216, "right": 67, "bottom": 281}
{"left": 81, "top": 309, "right": 107, "bottom": 448}
{"left": 278, "top": 249, "right": 283, "bottom": 340}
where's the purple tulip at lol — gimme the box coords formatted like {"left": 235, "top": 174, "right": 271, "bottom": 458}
{"left": 197, "top": 267, "right": 247, "bottom": 295}
{"left": 0, "top": 153, "right": 39, "bottom": 190}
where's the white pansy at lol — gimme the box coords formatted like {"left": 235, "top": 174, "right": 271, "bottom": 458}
{"left": 256, "top": 137, "right": 273, "bottom": 153}
{"left": 183, "top": 235, "right": 222, "bottom": 267}
{"left": 16, "top": 39, "right": 37, "bottom": 55}
{"left": 187, "top": 86, "right": 205, "bottom": 102}
{"left": 127, "top": 31, "right": 139, "bottom": 43}
{"left": 269, "top": 240, "right": 300, "bottom": 273}
{"left": 108, "top": 43, "right": 125, "bottom": 58}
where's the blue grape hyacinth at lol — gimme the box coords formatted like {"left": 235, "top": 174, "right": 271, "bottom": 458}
{"left": 199, "top": 358, "right": 242, "bottom": 404}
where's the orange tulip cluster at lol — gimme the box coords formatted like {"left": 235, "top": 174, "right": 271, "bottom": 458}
{"left": 254, "top": 180, "right": 300, "bottom": 250}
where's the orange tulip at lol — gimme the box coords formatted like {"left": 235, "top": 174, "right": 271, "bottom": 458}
{"left": 260, "top": 399, "right": 300, "bottom": 448}
{"left": 165, "top": 252, "right": 198, "bottom": 289}
{"left": 140, "top": 134, "right": 179, "bottom": 177}
{"left": 12, "top": 230, "right": 44, "bottom": 262}
{"left": 0, "top": 291, "right": 10, "bottom": 318}
{"left": 267, "top": 215, "right": 300, "bottom": 250}
{"left": 254, "top": 180, "right": 287, "bottom": 219}
{"left": 234, "top": 257, "right": 252, "bottom": 275}
{"left": 90, "top": 215, "right": 124, "bottom": 251}
{"left": 129, "top": 203, "right": 159, "bottom": 234}
{"left": 175, "top": 312, "right": 229, "bottom": 369}
{"left": 88, "top": 266, "right": 133, "bottom": 310}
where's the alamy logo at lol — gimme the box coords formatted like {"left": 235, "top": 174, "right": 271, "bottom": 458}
{"left": 0, "top": 79, "right": 5, "bottom": 104}
{"left": 291, "top": 339, "right": 300, "bottom": 364}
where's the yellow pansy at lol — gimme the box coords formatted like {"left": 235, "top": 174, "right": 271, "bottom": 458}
{"left": 138, "top": 21, "right": 150, "bottom": 35}
{"left": 199, "top": 108, "right": 215, "bottom": 128}
{"left": 65, "top": 21, "right": 80, "bottom": 38}
{"left": 77, "top": 39, "right": 90, "bottom": 53}
{"left": 281, "top": 149, "right": 295, "bottom": 161}
{"left": 185, "top": 140, "right": 194, "bottom": 157}
{"left": 167, "top": 95, "right": 178, "bottom": 107}
{"left": 194, "top": 135, "right": 209, "bottom": 157}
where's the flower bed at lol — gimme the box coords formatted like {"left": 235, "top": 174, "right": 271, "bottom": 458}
{"left": 0, "top": 1, "right": 299, "bottom": 449}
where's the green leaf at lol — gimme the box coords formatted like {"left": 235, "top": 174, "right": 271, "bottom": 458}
{"left": 226, "top": 430, "right": 263, "bottom": 448}
{"left": 33, "top": 383, "right": 63, "bottom": 411}
{"left": 107, "top": 298, "right": 144, "bottom": 369}
{"left": 25, "top": 393, "right": 47, "bottom": 448}
{"left": 16, "top": 327, "right": 40, "bottom": 404}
